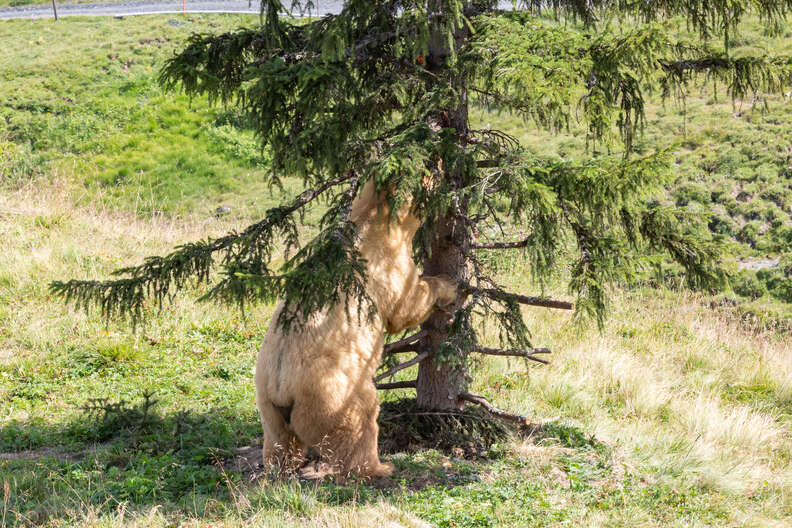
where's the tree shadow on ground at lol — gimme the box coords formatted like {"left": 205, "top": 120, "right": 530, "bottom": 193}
{"left": 1, "top": 395, "right": 600, "bottom": 524}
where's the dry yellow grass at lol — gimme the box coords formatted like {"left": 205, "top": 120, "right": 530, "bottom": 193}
{"left": 480, "top": 284, "right": 792, "bottom": 521}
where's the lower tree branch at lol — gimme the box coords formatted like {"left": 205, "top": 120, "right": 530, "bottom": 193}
{"left": 374, "top": 350, "right": 430, "bottom": 383}
{"left": 375, "top": 380, "right": 417, "bottom": 390}
{"left": 50, "top": 170, "right": 360, "bottom": 323}
{"left": 472, "top": 238, "right": 530, "bottom": 250}
{"left": 459, "top": 393, "right": 531, "bottom": 426}
{"left": 472, "top": 345, "right": 551, "bottom": 365}
{"left": 476, "top": 287, "right": 573, "bottom": 310}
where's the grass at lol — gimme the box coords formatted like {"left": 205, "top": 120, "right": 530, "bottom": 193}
{"left": 1, "top": 15, "right": 275, "bottom": 216}
{"left": 473, "top": 15, "right": 792, "bottom": 318}
{"left": 1, "top": 13, "right": 792, "bottom": 528}
{"left": 2, "top": 179, "right": 791, "bottom": 526}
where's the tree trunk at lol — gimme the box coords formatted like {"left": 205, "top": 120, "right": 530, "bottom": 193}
{"left": 416, "top": 208, "right": 471, "bottom": 409}
{"left": 416, "top": 7, "right": 471, "bottom": 409}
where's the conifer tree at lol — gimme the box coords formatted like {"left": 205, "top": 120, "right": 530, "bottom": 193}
{"left": 53, "top": 0, "right": 792, "bottom": 419}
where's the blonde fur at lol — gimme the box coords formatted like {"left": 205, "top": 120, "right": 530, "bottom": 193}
{"left": 255, "top": 181, "right": 457, "bottom": 478}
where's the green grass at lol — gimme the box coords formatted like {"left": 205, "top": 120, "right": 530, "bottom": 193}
{"left": 0, "top": 15, "right": 276, "bottom": 216}
{"left": 472, "top": 15, "right": 792, "bottom": 317}
{"left": 1, "top": 13, "right": 792, "bottom": 528}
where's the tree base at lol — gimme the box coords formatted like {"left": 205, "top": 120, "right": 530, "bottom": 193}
{"left": 378, "top": 398, "right": 513, "bottom": 458}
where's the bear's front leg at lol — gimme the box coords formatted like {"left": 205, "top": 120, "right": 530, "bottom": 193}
{"left": 385, "top": 274, "right": 457, "bottom": 334}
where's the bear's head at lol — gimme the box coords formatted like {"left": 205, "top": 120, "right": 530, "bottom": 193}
{"left": 349, "top": 180, "right": 422, "bottom": 237}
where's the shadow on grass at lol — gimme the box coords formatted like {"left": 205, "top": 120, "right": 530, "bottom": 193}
{"left": 1, "top": 395, "right": 600, "bottom": 525}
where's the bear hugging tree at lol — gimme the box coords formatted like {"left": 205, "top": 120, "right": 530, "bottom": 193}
{"left": 51, "top": 0, "right": 787, "bottom": 487}
{"left": 255, "top": 180, "right": 457, "bottom": 479}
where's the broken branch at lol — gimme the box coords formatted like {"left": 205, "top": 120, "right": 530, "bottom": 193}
{"left": 477, "top": 287, "right": 573, "bottom": 310}
{"left": 383, "top": 329, "right": 427, "bottom": 355}
{"left": 374, "top": 350, "right": 430, "bottom": 383}
{"left": 375, "top": 380, "right": 417, "bottom": 390}
{"left": 471, "top": 238, "right": 530, "bottom": 250}
{"left": 459, "top": 393, "right": 531, "bottom": 426}
{"left": 472, "top": 345, "right": 551, "bottom": 365}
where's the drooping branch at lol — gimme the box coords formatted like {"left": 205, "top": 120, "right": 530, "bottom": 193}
{"left": 472, "top": 345, "right": 551, "bottom": 365}
{"left": 50, "top": 171, "right": 358, "bottom": 324}
{"left": 383, "top": 329, "right": 427, "bottom": 355}
{"left": 459, "top": 393, "right": 530, "bottom": 426}
{"left": 373, "top": 350, "right": 430, "bottom": 383}
{"left": 375, "top": 380, "right": 417, "bottom": 390}
{"left": 475, "top": 287, "right": 573, "bottom": 310}
{"left": 223, "top": 176, "right": 380, "bottom": 332}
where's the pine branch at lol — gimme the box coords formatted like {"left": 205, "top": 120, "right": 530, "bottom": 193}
{"left": 472, "top": 345, "right": 551, "bottom": 365}
{"left": 373, "top": 350, "right": 430, "bottom": 383}
{"left": 383, "top": 329, "right": 427, "bottom": 355}
{"left": 221, "top": 177, "right": 375, "bottom": 331}
{"left": 375, "top": 380, "right": 417, "bottom": 390}
{"left": 471, "top": 16, "right": 792, "bottom": 151}
{"left": 50, "top": 172, "right": 357, "bottom": 324}
{"left": 458, "top": 393, "right": 531, "bottom": 426}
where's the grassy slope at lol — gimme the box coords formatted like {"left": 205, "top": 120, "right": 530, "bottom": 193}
{"left": 472, "top": 15, "right": 792, "bottom": 321}
{"left": 0, "top": 15, "right": 278, "bottom": 216}
{"left": 1, "top": 14, "right": 791, "bottom": 528}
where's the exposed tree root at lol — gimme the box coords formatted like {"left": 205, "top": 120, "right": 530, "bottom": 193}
{"left": 378, "top": 398, "right": 512, "bottom": 457}
{"left": 458, "top": 393, "right": 531, "bottom": 426}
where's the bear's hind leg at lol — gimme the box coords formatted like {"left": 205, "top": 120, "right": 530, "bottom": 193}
{"left": 344, "top": 406, "right": 394, "bottom": 479}
{"left": 258, "top": 400, "right": 305, "bottom": 470}
{"left": 292, "top": 384, "right": 392, "bottom": 480}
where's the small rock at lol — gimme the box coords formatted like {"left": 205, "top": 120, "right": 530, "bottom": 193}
{"left": 738, "top": 257, "right": 779, "bottom": 271}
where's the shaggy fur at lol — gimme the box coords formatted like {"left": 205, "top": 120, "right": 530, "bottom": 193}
{"left": 255, "top": 182, "right": 457, "bottom": 478}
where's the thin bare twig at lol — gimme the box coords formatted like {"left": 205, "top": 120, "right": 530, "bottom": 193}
{"left": 459, "top": 393, "right": 531, "bottom": 426}
{"left": 375, "top": 380, "right": 417, "bottom": 390}
{"left": 476, "top": 287, "right": 573, "bottom": 310}
{"left": 383, "top": 329, "right": 427, "bottom": 355}
{"left": 373, "top": 350, "right": 430, "bottom": 383}
{"left": 471, "top": 238, "right": 531, "bottom": 250}
{"left": 482, "top": 197, "right": 507, "bottom": 238}
{"left": 472, "top": 345, "right": 551, "bottom": 365}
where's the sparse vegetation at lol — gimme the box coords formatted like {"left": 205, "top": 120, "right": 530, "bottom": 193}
{"left": 1, "top": 13, "right": 792, "bottom": 528}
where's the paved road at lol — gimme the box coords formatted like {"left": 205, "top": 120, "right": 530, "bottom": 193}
{"left": 0, "top": 0, "right": 344, "bottom": 19}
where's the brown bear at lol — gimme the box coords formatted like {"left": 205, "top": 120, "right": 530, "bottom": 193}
{"left": 255, "top": 180, "right": 457, "bottom": 478}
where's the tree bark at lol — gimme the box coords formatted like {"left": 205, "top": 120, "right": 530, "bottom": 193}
{"left": 416, "top": 209, "right": 470, "bottom": 409}
{"left": 416, "top": 6, "right": 471, "bottom": 410}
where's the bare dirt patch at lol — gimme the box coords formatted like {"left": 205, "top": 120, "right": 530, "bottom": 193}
{"left": 0, "top": 446, "right": 80, "bottom": 463}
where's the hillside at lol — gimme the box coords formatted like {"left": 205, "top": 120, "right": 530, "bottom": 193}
{"left": 472, "top": 14, "right": 792, "bottom": 325}
{"left": 1, "top": 14, "right": 791, "bottom": 528}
